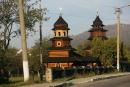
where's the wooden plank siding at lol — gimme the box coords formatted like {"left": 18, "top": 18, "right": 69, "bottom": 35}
{"left": 49, "top": 50, "right": 69, "bottom": 57}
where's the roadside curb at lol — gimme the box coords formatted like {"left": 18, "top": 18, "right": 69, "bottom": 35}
{"left": 91, "top": 73, "right": 130, "bottom": 82}
{"left": 52, "top": 73, "right": 130, "bottom": 87}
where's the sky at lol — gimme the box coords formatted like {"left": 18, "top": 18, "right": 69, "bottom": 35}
{"left": 11, "top": 0, "right": 130, "bottom": 48}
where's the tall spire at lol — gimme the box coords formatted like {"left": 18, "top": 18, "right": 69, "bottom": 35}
{"left": 96, "top": 8, "right": 99, "bottom": 16}
{"left": 59, "top": 8, "right": 62, "bottom": 17}
{"left": 92, "top": 13, "right": 104, "bottom": 27}
{"left": 54, "top": 8, "right": 68, "bottom": 27}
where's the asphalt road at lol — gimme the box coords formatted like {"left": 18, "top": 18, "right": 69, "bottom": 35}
{"left": 71, "top": 75, "right": 130, "bottom": 87}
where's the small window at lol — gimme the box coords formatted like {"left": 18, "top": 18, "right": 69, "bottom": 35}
{"left": 63, "top": 32, "right": 66, "bottom": 36}
{"left": 54, "top": 32, "right": 56, "bottom": 36}
{"left": 57, "top": 42, "right": 62, "bottom": 47}
{"left": 58, "top": 32, "right": 61, "bottom": 36}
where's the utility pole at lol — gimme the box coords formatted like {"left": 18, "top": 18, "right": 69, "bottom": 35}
{"left": 115, "top": 5, "right": 130, "bottom": 72}
{"left": 18, "top": 0, "right": 29, "bottom": 82}
{"left": 115, "top": 7, "right": 120, "bottom": 72}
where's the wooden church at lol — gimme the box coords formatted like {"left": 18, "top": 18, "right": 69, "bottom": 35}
{"left": 44, "top": 15, "right": 81, "bottom": 69}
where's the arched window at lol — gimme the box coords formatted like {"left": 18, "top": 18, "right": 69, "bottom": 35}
{"left": 58, "top": 32, "right": 61, "bottom": 36}
{"left": 54, "top": 32, "right": 56, "bottom": 36}
{"left": 63, "top": 32, "right": 66, "bottom": 36}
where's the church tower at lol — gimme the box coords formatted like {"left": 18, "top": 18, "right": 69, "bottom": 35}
{"left": 47, "top": 15, "right": 80, "bottom": 69}
{"left": 88, "top": 15, "right": 108, "bottom": 40}
{"left": 50, "top": 15, "right": 73, "bottom": 49}
{"left": 85, "top": 15, "right": 108, "bottom": 56}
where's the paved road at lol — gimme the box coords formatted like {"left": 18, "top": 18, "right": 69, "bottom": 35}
{"left": 71, "top": 75, "right": 130, "bottom": 87}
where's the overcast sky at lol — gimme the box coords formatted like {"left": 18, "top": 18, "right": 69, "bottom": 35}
{"left": 11, "top": 0, "right": 130, "bottom": 48}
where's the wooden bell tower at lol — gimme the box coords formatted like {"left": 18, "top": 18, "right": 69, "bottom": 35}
{"left": 51, "top": 15, "right": 72, "bottom": 49}
{"left": 47, "top": 15, "right": 78, "bottom": 69}
{"left": 85, "top": 15, "right": 108, "bottom": 56}
{"left": 88, "top": 15, "right": 108, "bottom": 40}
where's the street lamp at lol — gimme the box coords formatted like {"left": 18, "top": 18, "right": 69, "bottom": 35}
{"left": 115, "top": 5, "right": 130, "bottom": 72}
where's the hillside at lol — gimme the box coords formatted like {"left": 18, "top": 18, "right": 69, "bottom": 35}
{"left": 72, "top": 24, "right": 130, "bottom": 46}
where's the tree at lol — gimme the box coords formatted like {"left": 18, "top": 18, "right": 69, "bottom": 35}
{"left": 91, "top": 37, "right": 117, "bottom": 66}
{"left": 0, "top": 0, "right": 45, "bottom": 55}
{"left": 0, "top": 47, "right": 23, "bottom": 83}
{"left": 5, "top": 47, "right": 22, "bottom": 75}
{"left": 0, "top": 0, "right": 47, "bottom": 82}
{"left": 76, "top": 44, "right": 86, "bottom": 56}
{"left": 121, "top": 43, "right": 130, "bottom": 62}
{"left": 28, "top": 37, "right": 51, "bottom": 71}
{"left": 76, "top": 40, "right": 92, "bottom": 56}
{"left": 101, "top": 38, "right": 117, "bottom": 66}
{"left": 91, "top": 38, "right": 103, "bottom": 59}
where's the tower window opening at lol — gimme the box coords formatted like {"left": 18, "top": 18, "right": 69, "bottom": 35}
{"left": 54, "top": 32, "right": 56, "bottom": 36}
{"left": 58, "top": 32, "right": 61, "bottom": 36}
{"left": 63, "top": 32, "right": 66, "bottom": 36}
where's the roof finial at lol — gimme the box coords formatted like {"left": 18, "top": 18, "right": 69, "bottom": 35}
{"left": 59, "top": 7, "right": 62, "bottom": 17}
{"left": 96, "top": 8, "right": 99, "bottom": 16}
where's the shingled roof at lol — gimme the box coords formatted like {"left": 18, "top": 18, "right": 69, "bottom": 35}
{"left": 52, "top": 16, "right": 70, "bottom": 30}
{"left": 92, "top": 16, "right": 104, "bottom": 26}
{"left": 54, "top": 16, "right": 68, "bottom": 26}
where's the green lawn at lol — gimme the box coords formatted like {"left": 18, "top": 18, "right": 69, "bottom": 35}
{"left": 0, "top": 75, "right": 45, "bottom": 87}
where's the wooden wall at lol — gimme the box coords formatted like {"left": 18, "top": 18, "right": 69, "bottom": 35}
{"left": 49, "top": 50, "right": 69, "bottom": 57}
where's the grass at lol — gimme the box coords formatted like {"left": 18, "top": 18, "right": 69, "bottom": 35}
{"left": 0, "top": 75, "right": 45, "bottom": 87}
{"left": 0, "top": 76, "right": 23, "bottom": 87}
